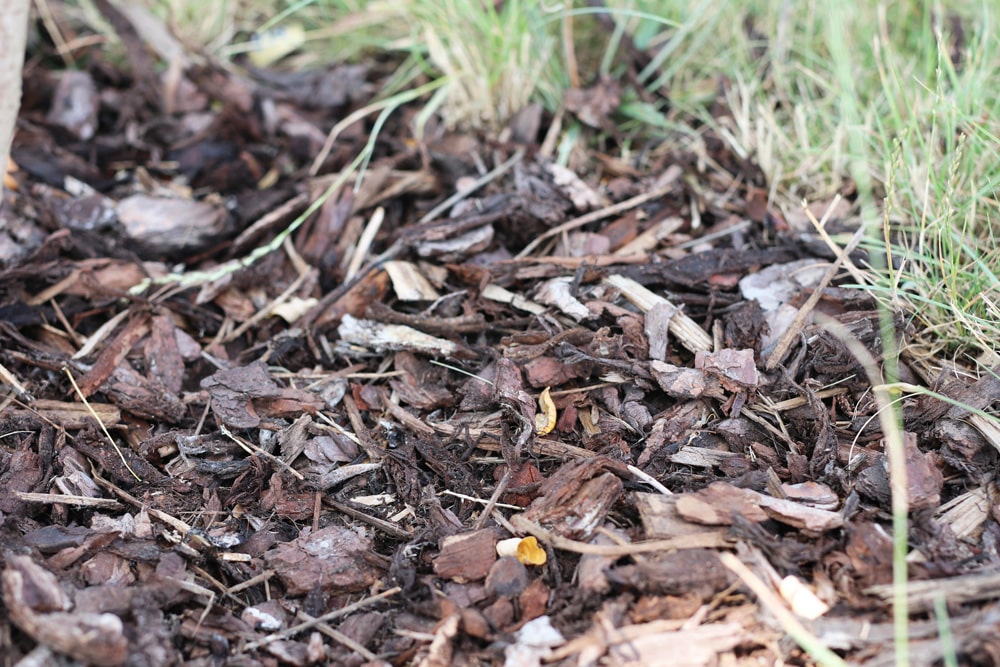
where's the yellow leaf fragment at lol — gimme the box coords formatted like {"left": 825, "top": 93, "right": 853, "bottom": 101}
{"left": 4, "top": 157, "right": 18, "bottom": 191}
{"left": 516, "top": 536, "right": 546, "bottom": 566}
{"left": 248, "top": 24, "right": 307, "bottom": 67}
{"left": 534, "top": 387, "right": 556, "bottom": 436}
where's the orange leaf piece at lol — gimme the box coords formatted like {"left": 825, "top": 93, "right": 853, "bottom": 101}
{"left": 3, "top": 157, "right": 18, "bottom": 191}
{"left": 534, "top": 387, "right": 556, "bottom": 436}
{"left": 516, "top": 536, "right": 547, "bottom": 566}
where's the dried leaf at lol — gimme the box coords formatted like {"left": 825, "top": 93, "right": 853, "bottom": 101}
{"left": 535, "top": 387, "right": 557, "bottom": 436}
{"left": 248, "top": 24, "right": 306, "bottom": 67}
{"left": 694, "top": 348, "right": 760, "bottom": 392}
{"left": 516, "top": 536, "right": 547, "bottom": 566}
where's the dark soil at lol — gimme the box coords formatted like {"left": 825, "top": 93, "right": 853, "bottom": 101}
{"left": 2, "top": 7, "right": 1000, "bottom": 667}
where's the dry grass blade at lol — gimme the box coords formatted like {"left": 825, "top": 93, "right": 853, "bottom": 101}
{"left": 516, "top": 180, "right": 679, "bottom": 258}
{"left": 765, "top": 223, "right": 867, "bottom": 370}
{"left": 63, "top": 366, "right": 141, "bottom": 482}
{"left": 604, "top": 274, "right": 713, "bottom": 353}
{"left": 510, "top": 514, "right": 730, "bottom": 556}
{"left": 240, "top": 587, "right": 402, "bottom": 652}
{"left": 719, "top": 551, "right": 847, "bottom": 667}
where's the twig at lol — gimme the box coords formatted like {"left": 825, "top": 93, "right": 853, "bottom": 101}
{"left": 326, "top": 499, "right": 413, "bottom": 540}
{"left": 0, "top": 360, "right": 30, "bottom": 399}
{"left": 719, "top": 551, "right": 847, "bottom": 667}
{"left": 442, "top": 489, "right": 521, "bottom": 510}
{"left": 295, "top": 610, "right": 377, "bottom": 661}
{"left": 516, "top": 183, "right": 677, "bottom": 258}
{"left": 802, "top": 195, "right": 870, "bottom": 285}
{"left": 604, "top": 274, "right": 713, "bottom": 353}
{"left": 63, "top": 366, "right": 141, "bottom": 481}
{"left": 345, "top": 206, "right": 385, "bottom": 280}
{"left": 14, "top": 491, "right": 121, "bottom": 509}
{"left": 221, "top": 255, "right": 314, "bottom": 343}
{"left": 764, "top": 223, "right": 867, "bottom": 370}
{"left": 219, "top": 424, "right": 304, "bottom": 481}
{"left": 627, "top": 465, "right": 672, "bottom": 495}
{"left": 474, "top": 468, "right": 512, "bottom": 530}
{"left": 510, "top": 514, "right": 729, "bottom": 556}
{"left": 418, "top": 149, "right": 524, "bottom": 224}
{"left": 241, "top": 587, "right": 401, "bottom": 652}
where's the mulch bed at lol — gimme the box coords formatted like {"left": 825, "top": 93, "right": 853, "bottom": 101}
{"left": 2, "top": 7, "right": 1000, "bottom": 666}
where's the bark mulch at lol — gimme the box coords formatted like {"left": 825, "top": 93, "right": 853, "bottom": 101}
{"left": 2, "top": 8, "right": 1000, "bottom": 667}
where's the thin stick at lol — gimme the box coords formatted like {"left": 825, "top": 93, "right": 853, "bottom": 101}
{"left": 516, "top": 184, "right": 676, "bottom": 258}
{"left": 802, "top": 195, "right": 870, "bottom": 285}
{"left": 418, "top": 149, "right": 524, "bottom": 224}
{"left": 14, "top": 491, "right": 121, "bottom": 508}
{"left": 627, "top": 465, "right": 672, "bottom": 495}
{"left": 219, "top": 424, "right": 304, "bottom": 481}
{"left": 442, "top": 489, "right": 521, "bottom": 510}
{"left": 719, "top": 552, "right": 847, "bottom": 667}
{"left": 345, "top": 206, "right": 385, "bottom": 281}
{"left": 241, "top": 587, "right": 401, "bottom": 651}
{"left": 64, "top": 367, "right": 141, "bottom": 481}
{"left": 227, "top": 570, "right": 275, "bottom": 595}
{"left": 765, "top": 223, "right": 866, "bottom": 370}
{"left": 222, "top": 261, "right": 313, "bottom": 343}
{"left": 295, "top": 610, "right": 377, "bottom": 661}
{"left": 474, "top": 468, "right": 512, "bottom": 530}
{"left": 0, "top": 360, "right": 29, "bottom": 398}
{"left": 510, "top": 515, "right": 729, "bottom": 556}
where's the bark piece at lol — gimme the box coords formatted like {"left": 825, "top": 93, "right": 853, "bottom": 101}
{"left": 117, "top": 194, "right": 228, "bottom": 258}
{"left": 47, "top": 71, "right": 99, "bottom": 140}
{"left": 694, "top": 348, "right": 760, "bottom": 392}
{"left": 147, "top": 313, "right": 185, "bottom": 395}
{"left": 523, "top": 355, "right": 591, "bottom": 388}
{"left": 338, "top": 314, "right": 458, "bottom": 357}
{"left": 607, "top": 548, "right": 731, "bottom": 599}
{"left": 902, "top": 431, "right": 944, "bottom": 510}
{"left": 644, "top": 301, "right": 678, "bottom": 361}
{"left": 675, "top": 482, "right": 769, "bottom": 526}
{"left": 100, "top": 360, "right": 186, "bottom": 423}
{"left": 76, "top": 312, "right": 151, "bottom": 397}
{"left": 383, "top": 260, "right": 440, "bottom": 301}
{"left": 2, "top": 555, "right": 127, "bottom": 666}
{"left": 485, "top": 556, "right": 530, "bottom": 598}
{"left": 606, "top": 622, "right": 743, "bottom": 667}
{"left": 564, "top": 75, "right": 620, "bottom": 129}
{"left": 675, "top": 482, "right": 843, "bottom": 532}
{"left": 200, "top": 361, "right": 324, "bottom": 428}
{"left": 517, "top": 577, "right": 550, "bottom": 625}
{"left": 434, "top": 529, "right": 498, "bottom": 583}
{"left": 650, "top": 361, "right": 710, "bottom": 399}
{"left": 633, "top": 493, "right": 727, "bottom": 539}
{"left": 0, "top": 438, "right": 44, "bottom": 514}
{"left": 535, "top": 277, "right": 591, "bottom": 321}
{"left": 636, "top": 400, "right": 709, "bottom": 467}
{"left": 756, "top": 492, "right": 844, "bottom": 532}
{"left": 521, "top": 458, "right": 628, "bottom": 541}
{"left": 845, "top": 522, "right": 893, "bottom": 588}
{"left": 264, "top": 526, "right": 381, "bottom": 596}
{"left": 781, "top": 481, "right": 839, "bottom": 510}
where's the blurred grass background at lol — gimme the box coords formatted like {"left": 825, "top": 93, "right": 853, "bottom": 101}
{"left": 58, "top": 0, "right": 1000, "bottom": 360}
